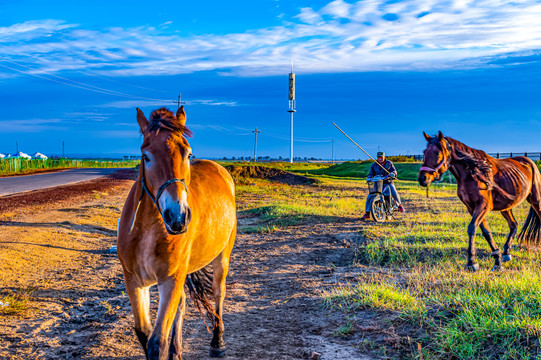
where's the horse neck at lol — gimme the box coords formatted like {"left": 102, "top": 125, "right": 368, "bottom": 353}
{"left": 446, "top": 137, "right": 493, "bottom": 184}
{"left": 446, "top": 138, "right": 470, "bottom": 183}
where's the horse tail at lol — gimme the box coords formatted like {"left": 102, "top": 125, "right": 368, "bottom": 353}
{"left": 518, "top": 161, "right": 541, "bottom": 246}
{"left": 185, "top": 266, "right": 217, "bottom": 331}
{"left": 518, "top": 207, "right": 541, "bottom": 246}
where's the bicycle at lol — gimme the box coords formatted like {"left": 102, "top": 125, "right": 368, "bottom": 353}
{"left": 366, "top": 175, "right": 399, "bottom": 222}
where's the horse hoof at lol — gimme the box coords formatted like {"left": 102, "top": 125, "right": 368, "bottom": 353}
{"left": 491, "top": 265, "right": 502, "bottom": 272}
{"left": 502, "top": 255, "right": 512, "bottom": 263}
{"left": 465, "top": 263, "right": 480, "bottom": 272}
{"left": 209, "top": 346, "right": 227, "bottom": 358}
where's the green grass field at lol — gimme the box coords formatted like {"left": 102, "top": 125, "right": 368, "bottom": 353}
{"left": 236, "top": 163, "right": 541, "bottom": 359}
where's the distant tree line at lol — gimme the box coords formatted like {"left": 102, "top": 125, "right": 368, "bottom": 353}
{"left": 220, "top": 156, "right": 324, "bottom": 162}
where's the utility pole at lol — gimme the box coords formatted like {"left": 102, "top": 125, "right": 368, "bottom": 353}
{"left": 253, "top": 128, "right": 260, "bottom": 163}
{"left": 176, "top": 93, "right": 187, "bottom": 109}
{"left": 331, "top": 138, "right": 335, "bottom": 164}
{"left": 62, "top": 141, "right": 65, "bottom": 158}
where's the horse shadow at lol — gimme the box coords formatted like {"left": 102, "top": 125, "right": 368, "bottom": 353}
{"left": 0, "top": 220, "right": 116, "bottom": 236}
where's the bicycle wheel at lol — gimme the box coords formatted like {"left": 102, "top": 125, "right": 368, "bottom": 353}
{"left": 371, "top": 197, "right": 386, "bottom": 222}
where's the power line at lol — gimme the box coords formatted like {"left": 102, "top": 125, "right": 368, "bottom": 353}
{"left": 0, "top": 62, "right": 133, "bottom": 97}
{"left": 0, "top": 57, "right": 174, "bottom": 102}
{"left": 0, "top": 57, "right": 173, "bottom": 101}
{"left": 0, "top": 43, "right": 166, "bottom": 93}
{"left": 259, "top": 130, "right": 332, "bottom": 143}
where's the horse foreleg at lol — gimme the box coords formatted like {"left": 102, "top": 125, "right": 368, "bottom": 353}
{"left": 148, "top": 276, "right": 185, "bottom": 360}
{"left": 168, "top": 292, "right": 186, "bottom": 360}
{"left": 501, "top": 210, "right": 518, "bottom": 263}
{"left": 479, "top": 219, "right": 501, "bottom": 271}
{"left": 124, "top": 275, "right": 152, "bottom": 357}
{"left": 210, "top": 230, "right": 235, "bottom": 358}
{"left": 466, "top": 205, "right": 490, "bottom": 272}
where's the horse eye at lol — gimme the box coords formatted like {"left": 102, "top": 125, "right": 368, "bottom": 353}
{"left": 142, "top": 154, "right": 150, "bottom": 162}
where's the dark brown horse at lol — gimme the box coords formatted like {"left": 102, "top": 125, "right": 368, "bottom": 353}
{"left": 419, "top": 131, "right": 541, "bottom": 271}
{"left": 117, "top": 107, "right": 236, "bottom": 359}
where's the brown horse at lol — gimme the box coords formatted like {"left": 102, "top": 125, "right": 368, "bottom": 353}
{"left": 419, "top": 131, "right": 541, "bottom": 271}
{"left": 117, "top": 107, "right": 236, "bottom": 359}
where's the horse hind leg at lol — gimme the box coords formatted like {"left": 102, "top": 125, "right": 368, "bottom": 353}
{"left": 479, "top": 219, "right": 502, "bottom": 271}
{"left": 210, "top": 227, "right": 236, "bottom": 358}
{"left": 501, "top": 210, "right": 518, "bottom": 262}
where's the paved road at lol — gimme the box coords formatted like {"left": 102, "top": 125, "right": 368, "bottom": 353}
{"left": 0, "top": 168, "right": 123, "bottom": 196}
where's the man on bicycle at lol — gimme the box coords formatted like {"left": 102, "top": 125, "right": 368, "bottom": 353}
{"left": 361, "top": 151, "right": 404, "bottom": 220}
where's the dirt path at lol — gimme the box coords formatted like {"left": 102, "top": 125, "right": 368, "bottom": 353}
{"left": 0, "top": 176, "right": 391, "bottom": 359}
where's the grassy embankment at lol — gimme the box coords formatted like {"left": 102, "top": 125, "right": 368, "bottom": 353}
{"left": 237, "top": 162, "right": 541, "bottom": 359}
{"left": 221, "top": 160, "right": 427, "bottom": 181}
{"left": 222, "top": 160, "right": 447, "bottom": 182}
{"left": 300, "top": 161, "right": 427, "bottom": 181}
{"left": 0, "top": 158, "right": 140, "bottom": 176}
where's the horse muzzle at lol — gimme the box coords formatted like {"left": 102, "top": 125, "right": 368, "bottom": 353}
{"left": 418, "top": 171, "right": 432, "bottom": 187}
{"left": 163, "top": 206, "right": 192, "bottom": 235}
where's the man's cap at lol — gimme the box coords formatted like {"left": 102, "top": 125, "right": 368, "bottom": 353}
{"left": 377, "top": 151, "right": 385, "bottom": 157}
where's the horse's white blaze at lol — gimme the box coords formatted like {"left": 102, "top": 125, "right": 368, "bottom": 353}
{"left": 159, "top": 188, "right": 189, "bottom": 215}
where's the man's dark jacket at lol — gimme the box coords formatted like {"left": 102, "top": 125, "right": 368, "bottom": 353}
{"left": 367, "top": 160, "right": 397, "bottom": 184}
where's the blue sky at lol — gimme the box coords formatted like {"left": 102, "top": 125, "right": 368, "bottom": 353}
{"left": 1, "top": 0, "right": 541, "bottom": 159}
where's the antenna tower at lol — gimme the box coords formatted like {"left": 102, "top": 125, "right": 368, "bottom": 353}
{"left": 287, "top": 61, "right": 296, "bottom": 163}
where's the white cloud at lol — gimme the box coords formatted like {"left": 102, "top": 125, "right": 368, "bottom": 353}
{"left": 100, "top": 100, "right": 178, "bottom": 108}
{"left": 297, "top": 7, "right": 323, "bottom": 24}
{"left": 101, "top": 99, "right": 238, "bottom": 109}
{"left": 0, "top": 118, "right": 65, "bottom": 132}
{"left": 321, "top": 0, "right": 352, "bottom": 18}
{"left": 2, "top": 1, "right": 541, "bottom": 77}
{"left": 96, "top": 130, "right": 139, "bottom": 138}
{"left": 0, "top": 20, "right": 76, "bottom": 42}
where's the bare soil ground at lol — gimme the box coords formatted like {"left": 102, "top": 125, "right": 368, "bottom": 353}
{"left": 0, "top": 169, "right": 409, "bottom": 359}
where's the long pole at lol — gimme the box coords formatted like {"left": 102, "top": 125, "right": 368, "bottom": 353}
{"left": 332, "top": 122, "right": 390, "bottom": 174}
{"left": 253, "top": 128, "right": 260, "bottom": 163}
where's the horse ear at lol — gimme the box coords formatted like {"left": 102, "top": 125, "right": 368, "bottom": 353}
{"left": 423, "top": 132, "right": 431, "bottom": 142}
{"left": 176, "top": 106, "right": 187, "bottom": 127}
{"left": 137, "top": 108, "right": 149, "bottom": 134}
{"left": 438, "top": 131, "right": 444, "bottom": 141}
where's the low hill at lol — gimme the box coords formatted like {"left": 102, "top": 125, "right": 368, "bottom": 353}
{"left": 300, "top": 161, "right": 425, "bottom": 181}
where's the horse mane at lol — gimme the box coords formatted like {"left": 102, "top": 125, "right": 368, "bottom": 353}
{"left": 442, "top": 137, "right": 495, "bottom": 190}
{"left": 147, "top": 108, "right": 192, "bottom": 138}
